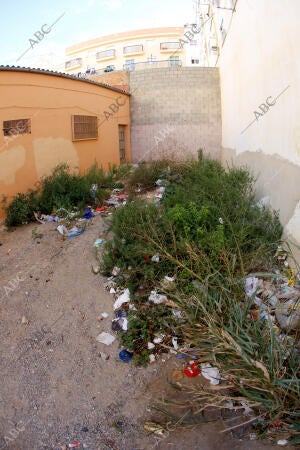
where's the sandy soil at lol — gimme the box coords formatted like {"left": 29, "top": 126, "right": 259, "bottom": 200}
{"left": 0, "top": 216, "right": 293, "bottom": 449}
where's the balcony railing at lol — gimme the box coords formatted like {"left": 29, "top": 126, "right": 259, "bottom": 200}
{"left": 123, "top": 44, "right": 143, "bottom": 55}
{"left": 123, "top": 59, "right": 182, "bottom": 71}
{"left": 96, "top": 49, "right": 116, "bottom": 60}
{"left": 65, "top": 58, "right": 83, "bottom": 69}
{"left": 160, "top": 42, "right": 181, "bottom": 51}
{"left": 75, "top": 59, "right": 182, "bottom": 80}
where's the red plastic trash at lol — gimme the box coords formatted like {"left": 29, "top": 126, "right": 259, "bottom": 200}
{"left": 184, "top": 361, "right": 200, "bottom": 377}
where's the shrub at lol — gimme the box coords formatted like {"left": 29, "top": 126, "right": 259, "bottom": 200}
{"left": 37, "top": 164, "right": 89, "bottom": 213}
{"left": 4, "top": 190, "right": 38, "bottom": 227}
{"left": 3, "top": 162, "right": 131, "bottom": 227}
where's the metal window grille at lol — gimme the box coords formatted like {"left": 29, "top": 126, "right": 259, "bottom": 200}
{"left": 72, "top": 115, "right": 98, "bottom": 141}
{"left": 3, "top": 118, "right": 31, "bottom": 136}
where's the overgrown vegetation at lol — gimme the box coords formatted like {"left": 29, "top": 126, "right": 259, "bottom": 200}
{"left": 101, "top": 158, "right": 299, "bottom": 443}
{"left": 2, "top": 163, "right": 131, "bottom": 227}
{"left": 103, "top": 158, "right": 282, "bottom": 287}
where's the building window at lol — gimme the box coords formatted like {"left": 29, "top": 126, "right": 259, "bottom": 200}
{"left": 123, "top": 44, "right": 143, "bottom": 55}
{"left": 65, "top": 58, "right": 83, "bottom": 69}
{"left": 72, "top": 115, "right": 98, "bottom": 141}
{"left": 160, "top": 42, "right": 181, "bottom": 50}
{"left": 191, "top": 59, "right": 200, "bottom": 64}
{"left": 169, "top": 55, "right": 180, "bottom": 67}
{"left": 147, "top": 56, "right": 157, "bottom": 64}
{"left": 124, "top": 59, "right": 135, "bottom": 71}
{"left": 3, "top": 118, "right": 31, "bottom": 136}
{"left": 96, "top": 49, "right": 116, "bottom": 60}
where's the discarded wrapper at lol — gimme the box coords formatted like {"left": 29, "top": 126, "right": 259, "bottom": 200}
{"left": 148, "top": 290, "right": 167, "bottom": 304}
{"left": 184, "top": 361, "right": 200, "bottom": 377}
{"left": 96, "top": 332, "right": 115, "bottom": 345}
{"left": 201, "top": 363, "right": 221, "bottom": 385}
{"left": 114, "top": 289, "right": 130, "bottom": 309}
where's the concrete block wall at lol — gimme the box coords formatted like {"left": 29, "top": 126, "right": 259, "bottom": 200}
{"left": 129, "top": 67, "right": 221, "bottom": 162}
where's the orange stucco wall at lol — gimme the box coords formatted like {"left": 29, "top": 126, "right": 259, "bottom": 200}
{"left": 88, "top": 71, "right": 129, "bottom": 92}
{"left": 0, "top": 69, "right": 130, "bottom": 217}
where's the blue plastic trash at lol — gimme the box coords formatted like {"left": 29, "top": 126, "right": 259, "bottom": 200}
{"left": 119, "top": 349, "right": 133, "bottom": 362}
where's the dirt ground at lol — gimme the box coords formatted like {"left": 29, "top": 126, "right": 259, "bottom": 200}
{"left": 0, "top": 216, "right": 294, "bottom": 449}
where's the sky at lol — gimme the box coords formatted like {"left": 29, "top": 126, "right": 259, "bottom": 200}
{"left": 0, "top": 0, "right": 195, "bottom": 70}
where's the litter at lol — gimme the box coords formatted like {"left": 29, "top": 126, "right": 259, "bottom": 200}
{"left": 112, "top": 266, "right": 121, "bottom": 276}
{"left": 172, "top": 337, "right": 179, "bottom": 350}
{"left": 277, "top": 285, "right": 299, "bottom": 300}
{"left": 105, "top": 199, "right": 119, "bottom": 206}
{"left": 101, "top": 312, "right": 109, "bottom": 319}
{"left": 34, "top": 212, "right": 59, "bottom": 223}
{"left": 147, "top": 342, "right": 155, "bottom": 349}
{"left": 57, "top": 224, "right": 68, "bottom": 236}
{"left": 117, "top": 194, "right": 128, "bottom": 200}
{"left": 277, "top": 439, "right": 289, "bottom": 446}
{"left": 151, "top": 254, "right": 160, "bottom": 263}
{"left": 113, "top": 289, "right": 130, "bottom": 310}
{"left": 148, "top": 290, "right": 167, "bottom": 304}
{"left": 99, "top": 351, "right": 109, "bottom": 360}
{"left": 90, "top": 183, "right": 98, "bottom": 200}
{"left": 241, "top": 400, "right": 254, "bottom": 415}
{"left": 104, "top": 278, "right": 117, "bottom": 289}
{"left": 68, "top": 443, "right": 81, "bottom": 448}
{"left": 154, "top": 186, "right": 166, "bottom": 199}
{"left": 245, "top": 276, "right": 263, "bottom": 298}
{"left": 83, "top": 206, "right": 94, "bottom": 219}
{"left": 112, "top": 316, "right": 128, "bottom": 331}
{"left": 67, "top": 226, "right": 84, "bottom": 238}
{"left": 172, "top": 309, "right": 183, "bottom": 318}
{"left": 201, "top": 363, "right": 221, "bottom": 385}
{"left": 275, "top": 300, "right": 300, "bottom": 330}
{"left": 96, "top": 206, "right": 105, "bottom": 212}
{"left": 149, "top": 354, "right": 156, "bottom": 363}
{"left": 96, "top": 332, "right": 115, "bottom": 345}
{"left": 184, "top": 361, "right": 200, "bottom": 378}
{"left": 119, "top": 349, "right": 133, "bottom": 362}
{"left": 57, "top": 225, "right": 84, "bottom": 238}
{"left": 153, "top": 335, "right": 164, "bottom": 344}
{"left": 94, "top": 238, "right": 104, "bottom": 247}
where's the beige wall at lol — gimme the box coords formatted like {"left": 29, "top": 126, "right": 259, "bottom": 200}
{"left": 129, "top": 67, "right": 221, "bottom": 162}
{"left": 65, "top": 27, "right": 185, "bottom": 74}
{"left": 220, "top": 0, "right": 300, "bottom": 250}
{"left": 0, "top": 69, "right": 130, "bottom": 217}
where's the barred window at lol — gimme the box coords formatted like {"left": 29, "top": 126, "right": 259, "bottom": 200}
{"left": 3, "top": 118, "right": 31, "bottom": 136}
{"left": 72, "top": 115, "right": 98, "bottom": 141}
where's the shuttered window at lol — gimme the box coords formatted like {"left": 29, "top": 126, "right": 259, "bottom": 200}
{"left": 3, "top": 118, "right": 31, "bottom": 136}
{"left": 72, "top": 115, "right": 98, "bottom": 141}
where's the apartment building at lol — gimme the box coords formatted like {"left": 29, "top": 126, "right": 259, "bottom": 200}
{"left": 64, "top": 27, "right": 203, "bottom": 76}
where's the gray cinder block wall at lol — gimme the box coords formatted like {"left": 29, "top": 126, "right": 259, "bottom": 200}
{"left": 129, "top": 67, "right": 221, "bottom": 162}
